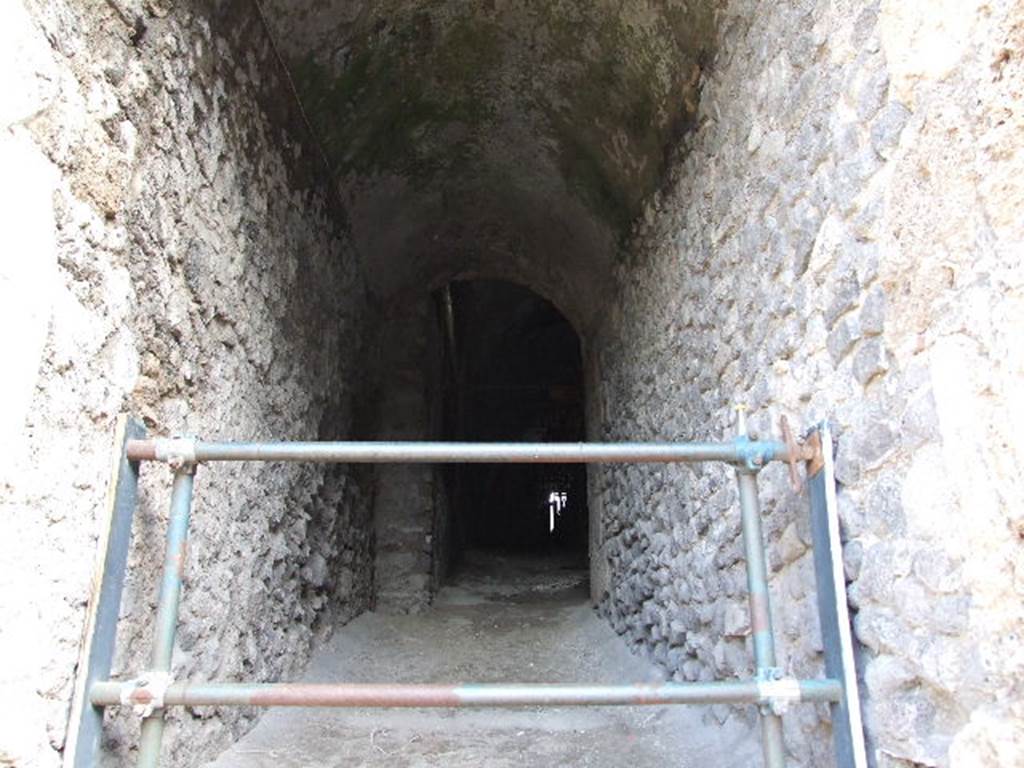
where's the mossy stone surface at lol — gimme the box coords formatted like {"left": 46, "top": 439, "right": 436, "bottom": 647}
{"left": 261, "top": 0, "right": 714, "bottom": 326}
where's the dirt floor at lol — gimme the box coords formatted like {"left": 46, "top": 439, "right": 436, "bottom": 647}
{"left": 206, "top": 552, "right": 761, "bottom": 767}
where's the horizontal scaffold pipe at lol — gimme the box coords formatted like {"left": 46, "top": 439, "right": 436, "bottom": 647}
{"left": 125, "top": 438, "right": 803, "bottom": 466}
{"left": 91, "top": 679, "right": 842, "bottom": 709}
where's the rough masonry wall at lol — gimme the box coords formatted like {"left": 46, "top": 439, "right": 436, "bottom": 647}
{"left": 593, "top": 1, "right": 1023, "bottom": 766}
{"left": 366, "top": 296, "right": 447, "bottom": 613}
{"left": 1, "top": 2, "right": 372, "bottom": 766}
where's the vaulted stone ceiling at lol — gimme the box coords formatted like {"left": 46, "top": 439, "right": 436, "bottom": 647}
{"left": 259, "top": 0, "right": 713, "bottom": 331}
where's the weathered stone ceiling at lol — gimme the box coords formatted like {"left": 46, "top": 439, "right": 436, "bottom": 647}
{"left": 259, "top": 0, "right": 713, "bottom": 331}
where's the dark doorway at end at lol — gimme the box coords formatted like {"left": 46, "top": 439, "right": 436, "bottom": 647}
{"left": 435, "top": 280, "right": 588, "bottom": 578}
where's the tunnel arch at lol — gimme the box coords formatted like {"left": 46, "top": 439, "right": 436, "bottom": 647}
{"left": 17, "top": 1, "right": 1020, "bottom": 765}
{"left": 425, "top": 264, "right": 593, "bottom": 350}
{"left": 248, "top": 1, "right": 721, "bottom": 612}
{"left": 256, "top": 0, "right": 716, "bottom": 339}
{"left": 362, "top": 274, "right": 596, "bottom": 610}
{"left": 440, "top": 280, "right": 590, "bottom": 564}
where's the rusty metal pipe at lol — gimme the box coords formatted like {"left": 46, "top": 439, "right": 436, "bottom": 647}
{"left": 125, "top": 438, "right": 791, "bottom": 466}
{"left": 91, "top": 679, "right": 842, "bottom": 709}
{"left": 736, "top": 467, "right": 786, "bottom": 768}
{"left": 137, "top": 466, "right": 195, "bottom": 768}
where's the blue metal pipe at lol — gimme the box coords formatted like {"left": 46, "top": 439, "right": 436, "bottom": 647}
{"left": 137, "top": 466, "right": 195, "bottom": 768}
{"left": 126, "top": 438, "right": 793, "bottom": 466}
{"left": 736, "top": 467, "right": 786, "bottom": 768}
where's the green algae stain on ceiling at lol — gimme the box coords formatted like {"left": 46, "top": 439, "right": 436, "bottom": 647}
{"left": 285, "top": 0, "right": 714, "bottom": 240}
{"left": 291, "top": 13, "right": 503, "bottom": 180}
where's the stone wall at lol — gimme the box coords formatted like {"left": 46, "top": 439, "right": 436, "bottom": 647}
{"left": 0, "top": 1, "right": 372, "bottom": 766}
{"left": 366, "top": 296, "right": 448, "bottom": 612}
{"left": 593, "top": 1, "right": 1023, "bottom": 765}
{"left": 3, "top": 0, "right": 1022, "bottom": 766}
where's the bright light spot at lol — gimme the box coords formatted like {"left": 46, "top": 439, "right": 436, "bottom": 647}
{"left": 547, "top": 491, "right": 568, "bottom": 533}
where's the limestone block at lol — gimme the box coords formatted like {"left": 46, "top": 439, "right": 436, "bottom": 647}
{"left": 723, "top": 602, "right": 750, "bottom": 638}
{"left": 865, "top": 653, "right": 917, "bottom": 695}
{"left": 853, "top": 337, "right": 889, "bottom": 385}
{"left": 871, "top": 102, "right": 912, "bottom": 159}
{"left": 778, "top": 522, "right": 808, "bottom": 566}
{"left": 879, "top": 0, "right": 982, "bottom": 104}
{"left": 828, "top": 314, "right": 862, "bottom": 363}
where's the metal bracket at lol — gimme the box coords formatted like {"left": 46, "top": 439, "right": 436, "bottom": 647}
{"left": 780, "top": 416, "right": 821, "bottom": 492}
{"left": 803, "top": 429, "right": 824, "bottom": 478}
{"left": 733, "top": 404, "right": 762, "bottom": 472}
{"left": 127, "top": 436, "right": 198, "bottom": 469}
{"left": 119, "top": 672, "right": 174, "bottom": 719}
{"left": 160, "top": 437, "right": 197, "bottom": 470}
{"left": 780, "top": 416, "right": 802, "bottom": 492}
{"left": 756, "top": 667, "right": 802, "bottom": 716}
{"left": 733, "top": 407, "right": 819, "bottom": 476}
{"left": 734, "top": 435, "right": 773, "bottom": 472}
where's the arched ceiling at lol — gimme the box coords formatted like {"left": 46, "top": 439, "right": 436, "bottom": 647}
{"left": 259, "top": 0, "right": 714, "bottom": 332}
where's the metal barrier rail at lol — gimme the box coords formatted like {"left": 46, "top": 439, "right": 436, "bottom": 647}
{"left": 64, "top": 415, "right": 867, "bottom": 768}
{"left": 124, "top": 436, "right": 799, "bottom": 467}
{"left": 92, "top": 679, "right": 843, "bottom": 708}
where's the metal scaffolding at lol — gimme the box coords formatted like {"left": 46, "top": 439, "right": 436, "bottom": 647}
{"left": 64, "top": 415, "right": 866, "bottom": 768}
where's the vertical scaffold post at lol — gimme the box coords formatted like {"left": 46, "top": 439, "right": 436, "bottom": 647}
{"left": 137, "top": 462, "right": 196, "bottom": 768}
{"left": 734, "top": 406, "right": 786, "bottom": 768}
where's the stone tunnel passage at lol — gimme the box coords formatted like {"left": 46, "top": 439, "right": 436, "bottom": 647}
{"left": 445, "top": 281, "right": 589, "bottom": 570}
{"left": 368, "top": 279, "right": 592, "bottom": 611}
{"left": 14, "top": 0, "right": 1022, "bottom": 766}
{"left": 202, "top": 277, "right": 769, "bottom": 768}
{"left": 45, "top": 2, "right": 759, "bottom": 764}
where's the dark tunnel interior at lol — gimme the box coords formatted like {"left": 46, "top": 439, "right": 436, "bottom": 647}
{"left": 437, "top": 281, "right": 588, "bottom": 570}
